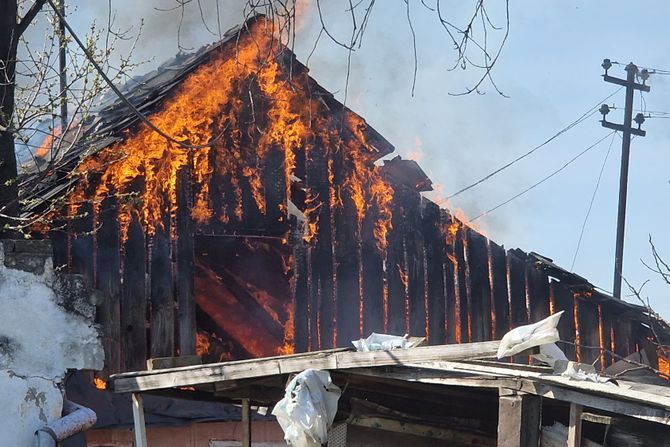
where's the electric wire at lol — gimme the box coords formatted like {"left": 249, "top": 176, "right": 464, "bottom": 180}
{"left": 446, "top": 87, "right": 623, "bottom": 200}
{"left": 468, "top": 130, "right": 616, "bottom": 223}
{"left": 570, "top": 131, "right": 617, "bottom": 271}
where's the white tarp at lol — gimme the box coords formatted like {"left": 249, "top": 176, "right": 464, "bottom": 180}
{"left": 272, "top": 369, "right": 341, "bottom": 447}
{"left": 351, "top": 333, "right": 410, "bottom": 352}
{"left": 497, "top": 311, "right": 564, "bottom": 359}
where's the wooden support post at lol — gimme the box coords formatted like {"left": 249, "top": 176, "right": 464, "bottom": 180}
{"left": 131, "top": 393, "right": 148, "bottom": 447}
{"left": 242, "top": 398, "right": 251, "bottom": 447}
{"left": 567, "top": 403, "right": 583, "bottom": 447}
{"left": 497, "top": 391, "right": 541, "bottom": 447}
{"left": 176, "top": 167, "right": 196, "bottom": 356}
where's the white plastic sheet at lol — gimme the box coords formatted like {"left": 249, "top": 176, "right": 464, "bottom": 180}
{"left": 496, "top": 311, "right": 564, "bottom": 359}
{"left": 272, "top": 369, "right": 341, "bottom": 447}
{"left": 351, "top": 333, "right": 409, "bottom": 352}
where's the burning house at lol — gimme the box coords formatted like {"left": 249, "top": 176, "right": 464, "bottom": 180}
{"left": 14, "top": 14, "right": 670, "bottom": 447}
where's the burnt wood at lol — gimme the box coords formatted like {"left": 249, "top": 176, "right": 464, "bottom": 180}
{"left": 149, "top": 220, "right": 175, "bottom": 359}
{"left": 361, "top": 201, "right": 385, "bottom": 336}
{"left": 422, "top": 201, "right": 446, "bottom": 344}
{"left": 176, "top": 168, "right": 196, "bottom": 356}
{"left": 466, "top": 229, "right": 491, "bottom": 342}
{"left": 488, "top": 240, "right": 509, "bottom": 339}
{"left": 401, "top": 187, "right": 427, "bottom": 338}
{"left": 550, "top": 280, "right": 577, "bottom": 361}
{"left": 121, "top": 214, "right": 148, "bottom": 371}
{"left": 96, "top": 196, "right": 122, "bottom": 375}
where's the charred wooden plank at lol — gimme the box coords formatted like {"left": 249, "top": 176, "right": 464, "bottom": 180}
{"left": 121, "top": 214, "right": 147, "bottom": 371}
{"left": 69, "top": 200, "right": 94, "bottom": 284}
{"left": 386, "top": 189, "right": 407, "bottom": 336}
{"left": 526, "top": 261, "right": 550, "bottom": 324}
{"left": 422, "top": 201, "right": 446, "bottom": 345}
{"left": 176, "top": 168, "right": 195, "bottom": 356}
{"left": 96, "top": 196, "right": 122, "bottom": 375}
{"left": 305, "top": 142, "right": 335, "bottom": 349}
{"left": 507, "top": 250, "right": 528, "bottom": 330}
{"left": 292, "top": 219, "right": 309, "bottom": 353}
{"left": 466, "top": 229, "right": 491, "bottom": 342}
{"left": 403, "top": 188, "right": 427, "bottom": 339}
{"left": 454, "top": 224, "right": 469, "bottom": 342}
{"left": 488, "top": 240, "right": 509, "bottom": 340}
{"left": 550, "top": 280, "right": 576, "bottom": 361}
{"left": 443, "top": 212, "right": 458, "bottom": 344}
{"left": 361, "top": 202, "right": 384, "bottom": 336}
{"left": 334, "top": 177, "right": 362, "bottom": 346}
{"left": 150, "top": 219, "right": 175, "bottom": 359}
{"left": 577, "top": 293, "right": 600, "bottom": 367}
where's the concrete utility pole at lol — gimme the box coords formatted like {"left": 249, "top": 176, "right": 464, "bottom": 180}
{"left": 599, "top": 59, "right": 649, "bottom": 299}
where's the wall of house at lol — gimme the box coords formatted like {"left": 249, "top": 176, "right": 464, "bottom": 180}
{"left": 0, "top": 240, "right": 103, "bottom": 446}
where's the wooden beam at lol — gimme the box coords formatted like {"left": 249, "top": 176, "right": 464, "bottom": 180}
{"left": 131, "top": 393, "right": 148, "bottom": 447}
{"left": 110, "top": 341, "right": 500, "bottom": 393}
{"left": 567, "top": 403, "right": 583, "bottom": 447}
{"left": 242, "top": 398, "right": 251, "bottom": 447}
{"left": 349, "top": 416, "right": 495, "bottom": 446}
{"left": 497, "top": 392, "right": 541, "bottom": 447}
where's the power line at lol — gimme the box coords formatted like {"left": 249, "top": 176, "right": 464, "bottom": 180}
{"left": 570, "top": 131, "right": 617, "bottom": 271}
{"left": 468, "top": 131, "right": 616, "bottom": 223}
{"left": 446, "top": 88, "right": 623, "bottom": 200}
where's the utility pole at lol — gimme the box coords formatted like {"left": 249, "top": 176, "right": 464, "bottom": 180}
{"left": 58, "top": 0, "right": 67, "bottom": 133}
{"left": 599, "top": 59, "right": 649, "bottom": 299}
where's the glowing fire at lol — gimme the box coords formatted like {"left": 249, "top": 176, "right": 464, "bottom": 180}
{"left": 196, "top": 330, "right": 211, "bottom": 357}
{"left": 93, "top": 376, "right": 107, "bottom": 390}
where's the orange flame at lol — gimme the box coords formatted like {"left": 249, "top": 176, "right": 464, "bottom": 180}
{"left": 93, "top": 376, "right": 107, "bottom": 390}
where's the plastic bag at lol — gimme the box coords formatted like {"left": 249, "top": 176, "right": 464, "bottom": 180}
{"left": 272, "top": 369, "right": 341, "bottom": 447}
{"left": 351, "top": 333, "right": 409, "bottom": 352}
{"left": 496, "top": 311, "right": 564, "bottom": 359}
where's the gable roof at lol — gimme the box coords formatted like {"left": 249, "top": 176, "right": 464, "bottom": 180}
{"left": 18, "top": 15, "right": 394, "bottom": 219}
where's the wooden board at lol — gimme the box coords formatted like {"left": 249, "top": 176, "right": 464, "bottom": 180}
{"left": 121, "top": 215, "right": 148, "bottom": 371}
{"left": 422, "top": 201, "right": 446, "bottom": 345}
{"left": 96, "top": 196, "right": 122, "bottom": 375}
{"left": 488, "top": 240, "right": 509, "bottom": 340}
{"left": 466, "top": 230, "right": 491, "bottom": 342}
{"left": 550, "top": 281, "right": 577, "bottom": 361}
{"left": 176, "top": 167, "right": 195, "bottom": 356}
{"left": 111, "top": 341, "right": 501, "bottom": 393}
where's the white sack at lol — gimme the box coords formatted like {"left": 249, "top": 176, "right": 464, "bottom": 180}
{"left": 497, "top": 311, "right": 564, "bottom": 359}
{"left": 352, "top": 333, "right": 409, "bottom": 352}
{"left": 272, "top": 369, "right": 341, "bottom": 447}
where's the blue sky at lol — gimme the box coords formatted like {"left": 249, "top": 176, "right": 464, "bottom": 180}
{"left": 61, "top": 1, "right": 670, "bottom": 316}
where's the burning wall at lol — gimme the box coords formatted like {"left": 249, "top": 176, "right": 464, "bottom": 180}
{"left": 23, "top": 16, "right": 665, "bottom": 376}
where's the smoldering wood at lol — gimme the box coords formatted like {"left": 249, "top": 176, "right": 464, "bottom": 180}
{"left": 149, "top": 218, "right": 175, "bottom": 358}
{"left": 361, "top": 202, "right": 385, "bottom": 336}
{"left": 443, "top": 212, "right": 458, "bottom": 344}
{"left": 122, "top": 214, "right": 148, "bottom": 371}
{"left": 577, "top": 294, "right": 601, "bottom": 368}
{"left": 551, "top": 280, "right": 577, "bottom": 360}
{"left": 334, "top": 151, "right": 362, "bottom": 346}
{"left": 403, "top": 187, "right": 427, "bottom": 338}
{"left": 386, "top": 189, "right": 407, "bottom": 336}
{"left": 176, "top": 167, "right": 196, "bottom": 356}
{"left": 455, "top": 225, "right": 469, "bottom": 343}
{"left": 422, "top": 201, "right": 446, "bottom": 345}
{"left": 488, "top": 240, "right": 509, "bottom": 339}
{"left": 96, "top": 196, "right": 122, "bottom": 375}
{"left": 292, "top": 218, "right": 310, "bottom": 353}
{"left": 466, "top": 229, "right": 491, "bottom": 342}
{"left": 306, "top": 142, "right": 336, "bottom": 349}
